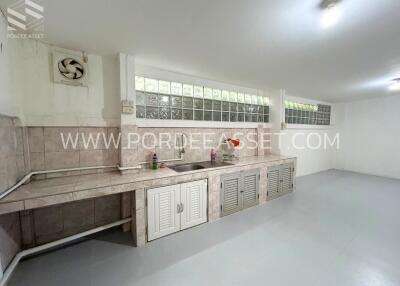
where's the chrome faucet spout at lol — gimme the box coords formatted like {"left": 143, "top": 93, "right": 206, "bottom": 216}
{"left": 180, "top": 134, "right": 186, "bottom": 155}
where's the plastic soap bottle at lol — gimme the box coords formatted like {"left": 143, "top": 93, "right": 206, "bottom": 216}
{"left": 152, "top": 148, "right": 158, "bottom": 170}
{"left": 211, "top": 148, "right": 217, "bottom": 162}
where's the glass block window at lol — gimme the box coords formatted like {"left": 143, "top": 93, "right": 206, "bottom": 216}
{"left": 135, "top": 76, "right": 270, "bottom": 123}
{"left": 284, "top": 101, "right": 331, "bottom": 125}
{"left": 204, "top": 88, "right": 213, "bottom": 99}
{"left": 238, "top": 93, "right": 245, "bottom": 103}
{"left": 213, "top": 89, "right": 222, "bottom": 100}
{"left": 171, "top": 82, "right": 183, "bottom": 95}
{"left": 316, "top": 104, "right": 331, "bottom": 125}
{"left": 135, "top": 76, "right": 145, "bottom": 91}
{"left": 183, "top": 84, "right": 194, "bottom": 97}
{"left": 194, "top": 86, "right": 203, "bottom": 98}
{"left": 159, "top": 81, "right": 171, "bottom": 94}
{"left": 145, "top": 78, "right": 158, "bottom": 93}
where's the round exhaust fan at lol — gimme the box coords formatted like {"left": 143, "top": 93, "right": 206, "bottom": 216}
{"left": 58, "top": 58, "right": 85, "bottom": 80}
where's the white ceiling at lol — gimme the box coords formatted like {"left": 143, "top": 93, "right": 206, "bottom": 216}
{"left": 2, "top": 0, "right": 400, "bottom": 102}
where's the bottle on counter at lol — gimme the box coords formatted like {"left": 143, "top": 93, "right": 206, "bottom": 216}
{"left": 211, "top": 148, "right": 217, "bottom": 162}
{"left": 152, "top": 148, "right": 158, "bottom": 170}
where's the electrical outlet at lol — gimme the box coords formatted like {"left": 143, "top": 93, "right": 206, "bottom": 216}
{"left": 121, "top": 100, "right": 134, "bottom": 114}
{"left": 122, "top": 105, "right": 134, "bottom": 114}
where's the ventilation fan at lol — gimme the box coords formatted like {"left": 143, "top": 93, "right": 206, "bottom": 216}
{"left": 53, "top": 50, "right": 88, "bottom": 86}
{"left": 58, "top": 58, "right": 84, "bottom": 80}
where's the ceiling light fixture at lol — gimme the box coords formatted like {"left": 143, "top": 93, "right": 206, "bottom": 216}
{"left": 389, "top": 78, "right": 400, "bottom": 91}
{"left": 320, "top": 0, "right": 341, "bottom": 28}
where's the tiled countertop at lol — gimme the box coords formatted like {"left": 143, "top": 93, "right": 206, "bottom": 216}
{"left": 0, "top": 155, "right": 295, "bottom": 214}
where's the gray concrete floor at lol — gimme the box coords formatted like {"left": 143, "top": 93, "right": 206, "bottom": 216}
{"left": 9, "top": 170, "right": 400, "bottom": 286}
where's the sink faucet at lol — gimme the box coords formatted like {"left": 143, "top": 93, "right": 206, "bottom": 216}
{"left": 179, "top": 133, "right": 185, "bottom": 157}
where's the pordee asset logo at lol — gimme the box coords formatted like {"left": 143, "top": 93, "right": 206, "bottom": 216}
{"left": 6, "top": 0, "right": 44, "bottom": 39}
{"left": 58, "top": 131, "right": 340, "bottom": 151}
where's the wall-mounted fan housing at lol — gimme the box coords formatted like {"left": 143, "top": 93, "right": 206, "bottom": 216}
{"left": 52, "top": 50, "right": 88, "bottom": 86}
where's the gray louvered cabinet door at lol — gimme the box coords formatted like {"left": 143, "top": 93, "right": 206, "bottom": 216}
{"left": 242, "top": 169, "right": 260, "bottom": 209}
{"left": 280, "top": 163, "right": 294, "bottom": 195}
{"left": 221, "top": 172, "right": 242, "bottom": 216}
{"left": 267, "top": 166, "right": 281, "bottom": 201}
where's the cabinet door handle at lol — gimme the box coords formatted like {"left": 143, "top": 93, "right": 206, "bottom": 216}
{"left": 180, "top": 203, "right": 184, "bottom": 213}
{"left": 177, "top": 204, "right": 181, "bottom": 213}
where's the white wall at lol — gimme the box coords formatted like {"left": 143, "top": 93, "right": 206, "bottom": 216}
{"left": 2, "top": 13, "right": 121, "bottom": 126}
{"left": 268, "top": 91, "right": 400, "bottom": 179}
{"left": 0, "top": 15, "right": 23, "bottom": 118}
{"left": 19, "top": 41, "right": 120, "bottom": 126}
{"left": 335, "top": 95, "right": 400, "bottom": 179}
{"left": 1, "top": 26, "right": 121, "bottom": 127}
{"left": 271, "top": 94, "right": 341, "bottom": 177}
{"left": 279, "top": 128, "right": 338, "bottom": 177}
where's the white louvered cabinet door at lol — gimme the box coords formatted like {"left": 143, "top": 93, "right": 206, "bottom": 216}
{"left": 147, "top": 184, "right": 181, "bottom": 241}
{"left": 180, "top": 179, "right": 208, "bottom": 230}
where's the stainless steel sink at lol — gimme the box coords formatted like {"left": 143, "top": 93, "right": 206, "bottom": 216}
{"left": 168, "top": 164, "right": 205, "bottom": 173}
{"left": 169, "top": 161, "right": 233, "bottom": 173}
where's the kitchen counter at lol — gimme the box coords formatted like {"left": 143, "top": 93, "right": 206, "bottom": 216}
{"left": 0, "top": 155, "right": 295, "bottom": 215}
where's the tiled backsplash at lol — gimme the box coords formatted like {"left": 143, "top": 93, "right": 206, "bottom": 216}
{"left": 0, "top": 115, "right": 28, "bottom": 194}
{"left": 26, "top": 126, "right": 271, "bottom": 176}
{"left": 136, "top": 127, "right": 268, "bottom": 163}
{"left": 28, "top": 127, "right": 270, "bottom": 177}
{"left": 0, "top": 114, "right": 26, "bottom": 272}
{"left": 27, "top": 127, "right": 120, "bottom": 178}
{"left": 0, "top": 121, "right": 272, "bottom": 184}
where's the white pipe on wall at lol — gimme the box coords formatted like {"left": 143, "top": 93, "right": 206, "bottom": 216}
{"left": 0, "top": 154, "right": 185, "bottom": 200}
{"left": 0, "top": 217, "right": 132, "bottom": 286}
{"left": 0, "top": 165, "right": 138, "bottom": 200}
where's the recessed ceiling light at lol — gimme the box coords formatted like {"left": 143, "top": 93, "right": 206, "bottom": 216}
{"left": 320, "top": 0, "right": 341, "bottom": 28}
{"left": 389, "top": 78, "right": 400, "bottom": 91}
